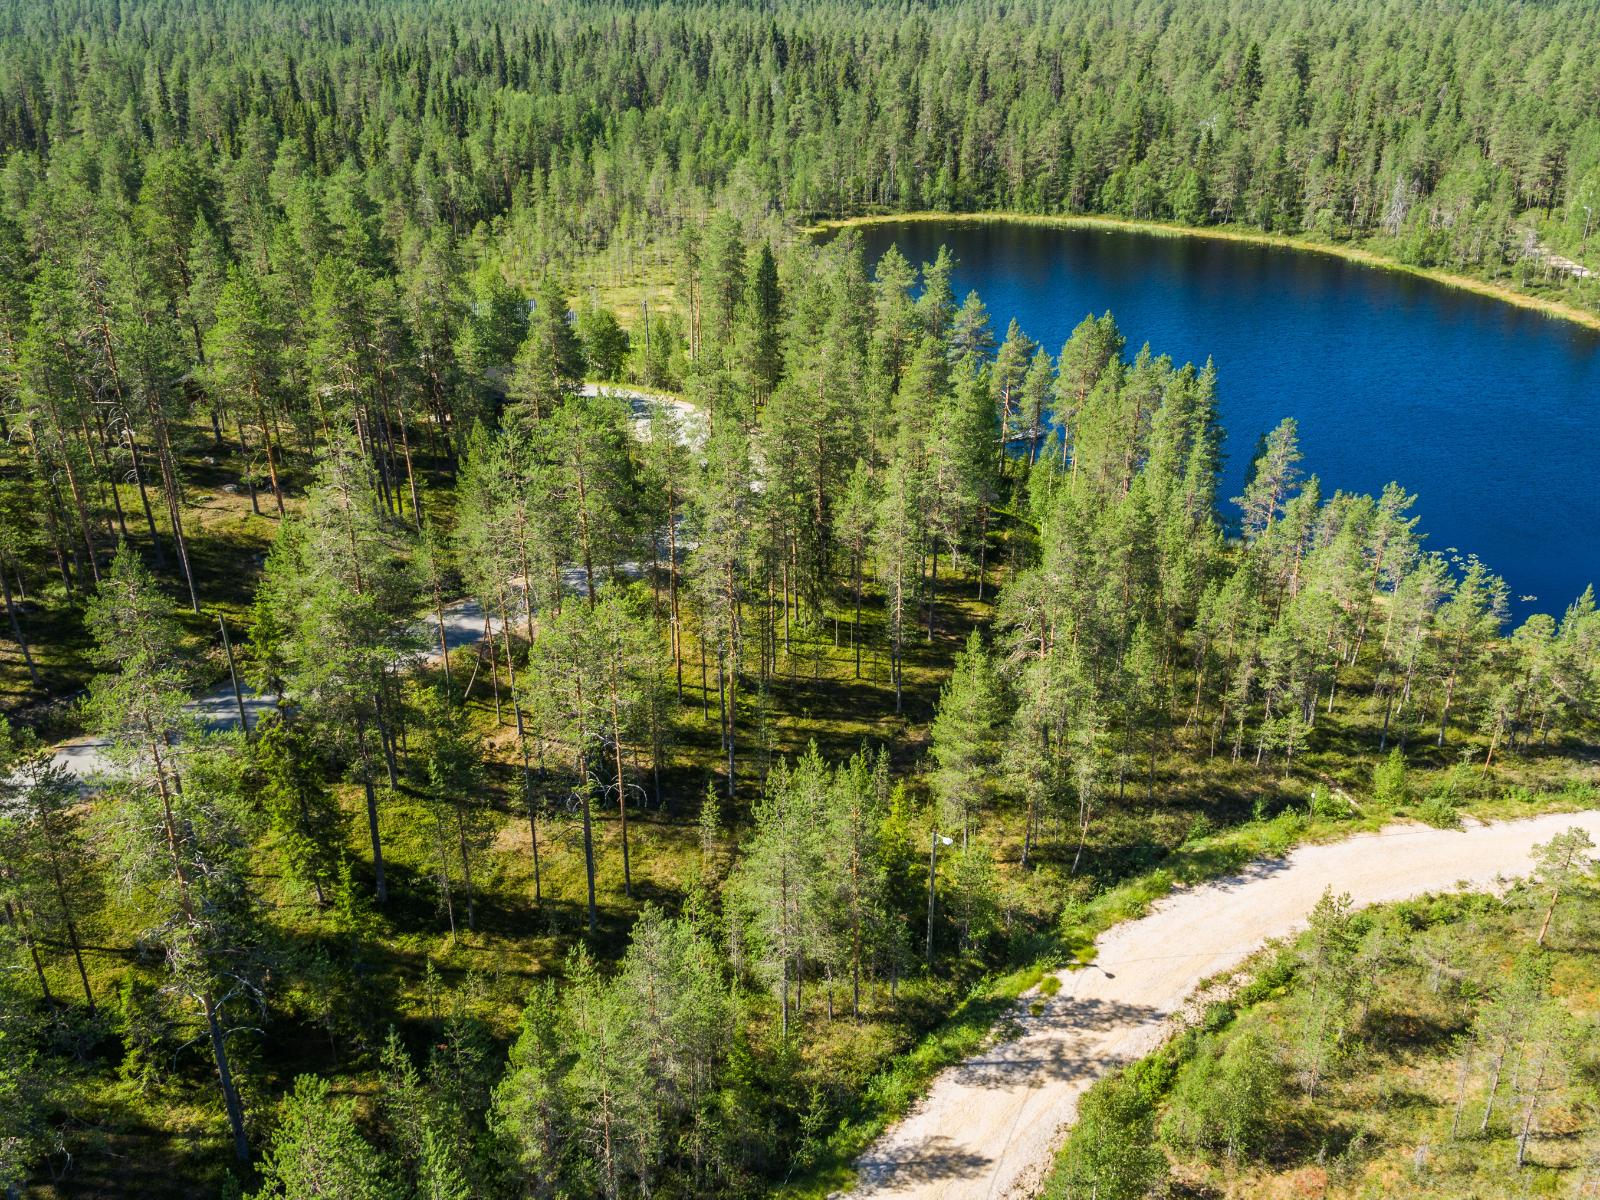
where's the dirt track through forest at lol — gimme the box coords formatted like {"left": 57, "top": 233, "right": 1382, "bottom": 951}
{"left": 36, "top": 386, "right": 693, "bottom": 785}
{"left": 852, "top": 810, "right": 1600, "bottom": 1200}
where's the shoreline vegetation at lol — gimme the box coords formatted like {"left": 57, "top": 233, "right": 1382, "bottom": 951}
{"left": 804, "top": 211, "right": 1600, "bottom": 336}
{"left": 8, "top": 2, "right": 1600, "bottom": 1196}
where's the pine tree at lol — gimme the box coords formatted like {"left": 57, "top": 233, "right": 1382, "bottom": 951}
{"left": 1431, "top": 556, "right": 1508, "bottom": 747}
{"left": 948, "top": 289, "right": 994, "bottom": 363}
{"left": 991, "top": 318, "right": 1036, "bottom": 457}
{"left": 575, "top": 303, "right": 629, "bottom": 384}
{"left": 1529, "top": 827, "right": 1595, "bottom": 947}
{"left": 590, "top": 585, "right": 667, "bottom": 898}
{"left": 86, "top": 545, "right": 253, "bottom": 1162}
{"left": 915, "top": 247, "right": 957, "bottom": 340}
{"left": 206, "top": 265, "right": 289, "bottom": 516}
{"left": 821, "top": 749, "right": 891, "bottom": 1018}
{"left": 688, "top": 423, "right": 756, "bottom": 794}
{"left": 507, "top": 276, "right": 585, "bottom": 428}
{"left": 874, "top": 453, "right": 922, "bottom": 714}
{"left": 251, "top": 713, "right": 342, "bottom": 908}
{"left": 641, "top": 399, "right": 694, "bottom": 698}
{"left": 524, "top": 596, "right": 608, "bottom": 933}
{"left": 563, "top": 947, "right": 660, "bottom": 1200}
{"left": 417, "top": 685, "right": 492, "bottom": 936}
{"left": 401, "top": 231, "right": 469, "bottom": 456}
{"left": 0, "top": 723, "right": 97, "bottom": 1011}
{"left": 544, "top": 391, "right": 638, "bottom": 606}
{"left": 1055, "top": 312, "right": 1125, "bottom": 477}
{"left": 252, "top": 434, "right": 420, "bottom": 903}
{"left": 742, "top": 242, "right": 783, "bottom": 401}
{"left": 835, "top": 458, "right": 879, "bottom": 678}
{"left": 616, "top": 906, "right": 733, "bottom": 1145}
{"left": 491, "top": 982, "right": 567, "bottom": 1195}
{"left": 736, "top": 753, "right": 826, "bottom": 1040}
{"left": 1292, "top": 888, "right": 1358, "bottom": 1099}
{"left": 103, "top": 235, "right": 202, "bottom": 609}
{"left": 1234, "top": 417, "right": 1303, "bottom": 540}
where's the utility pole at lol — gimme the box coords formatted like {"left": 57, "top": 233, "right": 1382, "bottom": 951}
{"left": 218, "top": 615, "right": 250, "bottom": 736}
{"left": 926, "top": 829, "right": 952, "bottom": 966}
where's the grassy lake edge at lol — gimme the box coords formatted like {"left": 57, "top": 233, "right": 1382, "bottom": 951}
{"left": 803, "top": 211, "right": 1600, "bottom": 336}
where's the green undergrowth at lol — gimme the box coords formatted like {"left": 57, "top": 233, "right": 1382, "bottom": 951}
{"left": 781, "top": 776, "right": 1600, "bottom": 1199}
{"left": 1043, "top": 872, "right": 1600, "bottom": 1197}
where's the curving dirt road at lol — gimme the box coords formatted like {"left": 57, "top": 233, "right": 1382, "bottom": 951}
{"left": 33, "top": 385, "right": 694, "bottom": 787}
{"left": 852, "top": 810, "right": 1600, "bottom": 1200}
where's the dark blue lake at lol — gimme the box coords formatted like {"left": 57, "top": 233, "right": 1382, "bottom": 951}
{"left": 853, "top": 220, "right": 1600, "bottom": 620}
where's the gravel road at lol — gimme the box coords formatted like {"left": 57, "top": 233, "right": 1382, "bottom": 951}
{"left": 34, "top": 385, "right": 693, "bottom": 786}
{"left": 852, "top": 809, "right": 1600, "bottom": 1200}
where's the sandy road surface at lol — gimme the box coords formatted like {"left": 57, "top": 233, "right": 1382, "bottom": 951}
{"left": 853, "top": 809, "right": 1600, "bottom": 1200}
{"left": 41, "top": 596, "right": 498, "bottom": 783}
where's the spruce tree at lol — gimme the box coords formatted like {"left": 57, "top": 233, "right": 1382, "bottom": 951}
{"left": 252, "top": 434, "right": 420, "bottom": 903}
{"left": 930, "top": 631, "right": 1005, "bottom": 845}
{"left": 250, "top": 1076, "right": 395, "bottom": 1200}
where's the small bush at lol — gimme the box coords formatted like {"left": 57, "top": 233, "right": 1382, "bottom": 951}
{"left": 1309, "top": 783, "right": 1353, "bottom": 820}
{"left": 1415, "top": 793, "right": 1463, "bottom": 830}
{"left": 1260, "top": 810, "right": 1306, "bottom": 855}
{"left": 1234, "top": 948, "right": 1296, "bottom": 1005}
{"left": 1560, "top": 779, "right": 1598, "bottom": 807}
{"left": 1373, "top": 748, "right": 1410, "bottom": 806}
{"left": 1434, "top": 761, "right": 1485, "bottom": 803}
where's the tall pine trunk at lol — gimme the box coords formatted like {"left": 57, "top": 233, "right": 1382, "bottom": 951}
{"left": 0, "top": 567, "right": 39, "bottom": 687}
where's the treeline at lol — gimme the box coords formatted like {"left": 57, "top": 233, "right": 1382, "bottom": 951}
{"left": 0, "top": 0, "right": 1597, "bottom": 305}
{"left": 6, "top": 0, "right": 1600, "bottom": 678}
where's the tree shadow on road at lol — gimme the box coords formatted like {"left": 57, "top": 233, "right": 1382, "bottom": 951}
{"left": 948, "top": 995, "right": 1163, "bottom": 1089}
{"left": 1201, "top": 853, "right": 1295, "bottom": 893}
{"left": 856, "top": 1134, "right": 992, "bottom": 1188}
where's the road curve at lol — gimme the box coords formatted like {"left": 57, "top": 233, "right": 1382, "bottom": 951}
{"left": 33, "top": 385, "right": 694, "bottom": 786}
{"left": 852, "top": 809, "right": 1600, "bottom": 1200}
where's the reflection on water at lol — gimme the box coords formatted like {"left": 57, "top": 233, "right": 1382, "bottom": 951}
{"left": 851, "top": 220, "right": 1600, "bottom": 618}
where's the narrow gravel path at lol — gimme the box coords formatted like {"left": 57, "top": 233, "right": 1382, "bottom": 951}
{"left": 853, "top": 809, "right": 1600, "bottom": 1200}
{"left": 35, "top": 385, "right": 693, "bottom": 786}
{"left": 42, "top": 595, "right": 496, "bottom": 783}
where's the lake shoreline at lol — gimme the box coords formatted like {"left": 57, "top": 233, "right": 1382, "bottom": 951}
{"left": 804, "top": 211, "right": 1600, "bottom": 335}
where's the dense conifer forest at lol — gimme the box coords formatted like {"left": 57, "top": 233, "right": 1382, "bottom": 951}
{"left": 1, "top": 1, "right": 1599, "bottom": 1198}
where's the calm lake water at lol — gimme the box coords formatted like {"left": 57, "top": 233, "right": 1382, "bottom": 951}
{"left": 852, "top": 220, "right": 1600, "bottom": 619}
